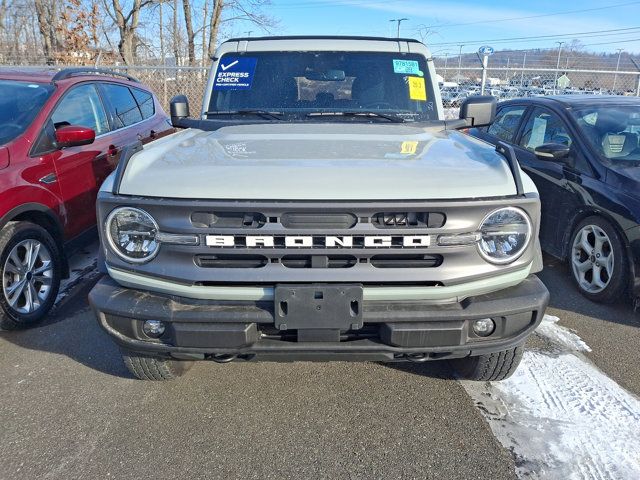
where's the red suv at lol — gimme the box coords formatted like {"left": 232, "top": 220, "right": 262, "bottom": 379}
{"left": 0, "top": 68, "right": 172, "bottom": 329}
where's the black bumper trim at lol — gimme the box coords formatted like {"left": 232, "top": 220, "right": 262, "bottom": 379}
{"left": 89, "top": 275, "right": 549, "bottom": 360}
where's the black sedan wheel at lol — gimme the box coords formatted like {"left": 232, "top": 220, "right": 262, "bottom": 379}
{"left": 569, "top": 216, "right": 627, "bottom": 303}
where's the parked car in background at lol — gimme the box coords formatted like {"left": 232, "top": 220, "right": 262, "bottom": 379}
{"left": 0, "top": 68, "right": 172, "bottom": 329}
{"left": 470, "top": 95, "right": 640, "bottom": 305}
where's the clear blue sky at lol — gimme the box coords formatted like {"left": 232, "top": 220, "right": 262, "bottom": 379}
{"left": 261, "top": 0, "right": 640, "bottom": 54}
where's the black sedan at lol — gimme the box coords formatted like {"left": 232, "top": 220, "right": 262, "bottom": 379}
{"left": 470, "top": 95, "right": 640, "bottom": 305}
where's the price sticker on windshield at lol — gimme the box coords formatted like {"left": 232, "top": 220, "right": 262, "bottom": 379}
{"left": 214, "top": 57, "right": 257, "bottom": 90}
{"left": 407, "top": 76, "right": 427, "bottom": 101}
{"left": 393, "top": 59, "right": 423, "bottom": 76}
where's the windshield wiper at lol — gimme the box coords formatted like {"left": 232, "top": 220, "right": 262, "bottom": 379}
{"left": 205, "top": 109, "right": 284, "bottom": 120}
{"left": 305, "top": 111, "right": 405, "bottom": 123}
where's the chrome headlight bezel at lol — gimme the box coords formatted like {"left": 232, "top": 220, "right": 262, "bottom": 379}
{"left": 477, "top": 207, "right": 532, "bottom": 265}
{"left": 105, "top": 207, "right": 160, "bottom": 264}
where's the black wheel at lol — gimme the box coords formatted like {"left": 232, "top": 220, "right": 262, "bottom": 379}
{"left": 569, "top": 216, "right": 628, "bottom": 303}
{"left": 0, "top": 221, "right": 62, "bottom": 330}
{"left": 121, "top": 348, "right": 193, "bottom": 381}
{"left": 450, "top": 345, "right": 523, "bottom": 381}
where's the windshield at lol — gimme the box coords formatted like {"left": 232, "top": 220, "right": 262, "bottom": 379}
{"left": 0, "top": 80, "right": 54, "bottom": 145}
{"left": 572, "top": 105, "right": 640, "bottom": 163}
{"left": 208, "top": 51, "right": 437, "bottom": 122}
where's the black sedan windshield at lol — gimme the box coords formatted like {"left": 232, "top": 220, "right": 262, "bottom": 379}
{"left": 207, "top": 51, "right": 436, "bottom": 121}
{"left": 573, "top": 105, "right": 640, "bottom": 163}
{"left": 0, "top": 80, "right": 54, "bottom": 146}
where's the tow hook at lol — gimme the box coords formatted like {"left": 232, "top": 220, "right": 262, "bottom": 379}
{"left": 406, "top": 353, "right": 430, "bottom": 363}
{"left": 212, "top": 354, "right": 237, "bottom": 363}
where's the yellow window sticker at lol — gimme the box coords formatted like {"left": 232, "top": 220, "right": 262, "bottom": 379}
{"left": 408, "top": 76, "right": 427, "bottom": 101}
{"left": 400, "top": 141, "right": 418, "bottom": 155}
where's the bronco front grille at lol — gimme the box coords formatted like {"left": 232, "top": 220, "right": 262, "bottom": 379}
{"left": 98, "top": 196, "right": 540, "bottom": 285}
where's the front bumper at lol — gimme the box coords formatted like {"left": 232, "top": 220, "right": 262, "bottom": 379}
{"left": 90, "top": 275, "right": 549, "bottom": 362}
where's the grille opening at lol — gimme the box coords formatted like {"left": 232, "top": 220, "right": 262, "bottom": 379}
{"left": 281, "top": 255, "right": 357, "bottom": 269}
{"left": 280, "top": 212, "right": 357, "bottom": 229}
{"left": 195, "top": 254, "right": 268, "bottom": 268}
{"left": 370, "top": 254, "right": 443, "bottom": 269}
{"left": 191, "top": 212, "right": 266, "bottom": 229}
{"left": 372, "top": 212, "right": 445, "bottom": 229}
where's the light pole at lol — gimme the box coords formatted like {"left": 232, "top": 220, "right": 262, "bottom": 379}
{"left": 554, "top": 41, "right": 564, "bottom": 94}
{"left": 457, "top": 44, "right": 464, "bottom": 87}
{"left": 613, "top": 48, "right": 624, "bottom": 93}
{"left": 389, "top": 18, "right": 408, "bottom": 38}
{"left": 443, "top": 51, "right": 449, "bottom": 82}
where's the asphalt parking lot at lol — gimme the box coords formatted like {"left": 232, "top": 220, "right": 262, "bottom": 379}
{"left": 1, "top": 251, "right": 639, "bottom": 480}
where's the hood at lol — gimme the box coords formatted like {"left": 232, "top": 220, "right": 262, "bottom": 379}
{"left": 119, "top": 122, "right": 518, "bottom": 200}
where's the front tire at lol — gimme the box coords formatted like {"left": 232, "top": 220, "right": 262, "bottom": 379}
{"left": 121, "top": 348, "right": 193, "bottom": 381}
{"left": 450, "top": 345, "right": 524, "bottom": 381}
{"left": 0, "top": 221, "right": 62, "bottom": 330}
{"left": 569, "top": 216, "right": 627, "bottom": 303}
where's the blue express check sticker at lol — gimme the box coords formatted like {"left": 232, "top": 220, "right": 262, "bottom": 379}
{"left": 213, "top": 57, "right": 257, "bottom": 90}
{"left": 393, "top": 59, "right": 423, "bottom": 76}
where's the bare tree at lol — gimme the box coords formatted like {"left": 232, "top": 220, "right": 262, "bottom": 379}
{"left": 34, "top": 0, "right": 62, "bottom": 64}
{"left": 107, "top": 0, "right": 150, "bottom": 65}
{"left": 207, "top": 0, "right": 223, "bottom": 58}
{"left": 182, "top": 0, "right": 195, "bottom": 65}
{"left": 207, "top": 0, "right": 276, "bottom": 58}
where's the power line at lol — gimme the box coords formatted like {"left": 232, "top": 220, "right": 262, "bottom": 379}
{"left": 428, "top": 26, "right": 640, "bottom": 47}
{"left": 411, "top": 1, "right": 640, "bottom": 30}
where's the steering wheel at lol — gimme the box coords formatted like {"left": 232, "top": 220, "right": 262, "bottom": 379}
{"left": 362, "top": 102, "right": 394, "bottom": 110}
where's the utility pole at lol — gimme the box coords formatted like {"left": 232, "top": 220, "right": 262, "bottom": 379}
{"left": 554, "top": 41, "right": 564, "bottom": 94}
{"left": 442, "top": 52, "right": 449, "bottom": 82}
{"left": 613, "top": 48, "right": 624, "bottom": 92}
{"left": 457, "top": 44, "right": 464, "bottom": 87}
{"left": 245, "top": 31, "right": 253, "bottom": 37}
{"left": 520, "top": 51, "right": 527, "bottom": 87}
{"left": 389, "top": 18, "right": 408, "bottom": 38}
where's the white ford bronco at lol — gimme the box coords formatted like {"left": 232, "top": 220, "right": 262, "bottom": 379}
{"left": 89, "top": 36, "right": 549, "bottom": 381}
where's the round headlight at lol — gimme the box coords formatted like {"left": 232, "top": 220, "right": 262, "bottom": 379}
{"left": 106, "top": 207, "right": 159, "bottom": 263}
{"left": 478, "top": 207, "right": 532, "bottom": 264}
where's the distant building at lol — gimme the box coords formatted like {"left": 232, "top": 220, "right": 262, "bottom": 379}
{"left": 556, "top": 73, "right": 571, "bottom": 89}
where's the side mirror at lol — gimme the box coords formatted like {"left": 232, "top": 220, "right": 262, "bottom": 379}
{"left": 170, "top": 94, "right": 190, "bottom": 127}
{"left": 55, "top": 125, "right": 95, "bottom": 148}
{"left": 459, "top": 95, "right": 497, "bottom": 128}
{"left": 534, "top": 143, "right": 571, "bottom": 160}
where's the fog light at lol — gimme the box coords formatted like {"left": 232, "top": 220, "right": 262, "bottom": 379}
{"left": 143, "top": 320, "right": 166, "bottom": 338}
{"left": 472, "top": 318, "right": 495, "bottom": 337}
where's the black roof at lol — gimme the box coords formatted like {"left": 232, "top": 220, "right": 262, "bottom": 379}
{"left": 225, "top": 35, "right": 422, "bottom": 44}
{"left": 503, "top": 95, "right": 640, "bottom": 108}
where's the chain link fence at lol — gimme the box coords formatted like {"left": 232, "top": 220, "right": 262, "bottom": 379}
{"left": 108, "top": 66, "right": 209, "bottom": 112}
{"left": 436, "top": 67, "right": 640, "bottom": 109}
{"left": 2, "top": 64, "right": 639, "bottom": 113}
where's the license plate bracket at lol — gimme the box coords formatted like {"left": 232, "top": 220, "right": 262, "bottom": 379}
{"left": 274, "top": 284, "right": 363, "bottom": 331}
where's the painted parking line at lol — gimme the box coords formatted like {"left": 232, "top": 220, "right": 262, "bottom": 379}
{"left": 463, "top": 315, "right": 640, "bottom": 480}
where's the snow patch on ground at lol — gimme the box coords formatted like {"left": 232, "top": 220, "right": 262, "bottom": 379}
{"left": 55, "top": 241, "right": 99, "bottom": 303}
{"left": 536, "top": 315, "right": 592, "bottom": 352}
{"left": 462, "top": 315, "right": 640, "bottom": 479}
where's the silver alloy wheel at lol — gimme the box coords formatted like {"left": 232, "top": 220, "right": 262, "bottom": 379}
{"left": 2, "top": 239, "right": 53, "bottom": 314}
{"left": 571, "top": 224, "right": 614, "bottom": 294}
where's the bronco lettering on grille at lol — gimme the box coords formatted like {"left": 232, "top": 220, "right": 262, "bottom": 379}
{"left": 205, "top": 235, "right": 431, "bottom": 248}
